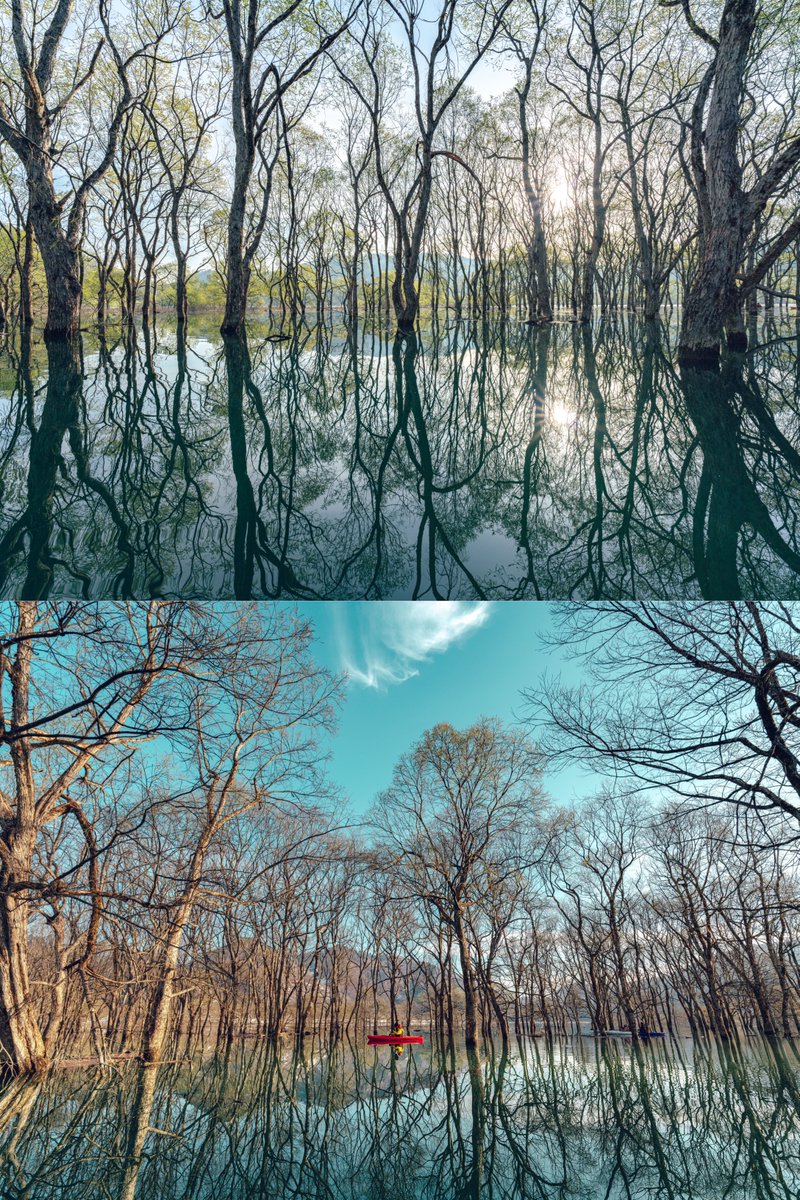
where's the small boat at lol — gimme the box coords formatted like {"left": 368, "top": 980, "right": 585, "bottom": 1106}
{"left": 637, "top": 1030, "right": 666, "bottom": 1039}
{"left": 367, "top": 1034, "right": 424, "bottom": 1046}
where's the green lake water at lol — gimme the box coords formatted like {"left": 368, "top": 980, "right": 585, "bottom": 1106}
{"left": 0, "top": 1035, "right": 798, "bottom": 1197}
{"left": 1, "top": 319, "right": 799, "bottom": 600}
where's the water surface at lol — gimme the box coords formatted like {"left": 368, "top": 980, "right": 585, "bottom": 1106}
{"left": 2, "top": 319, "right": 799, "bottom": 599}
{"left": 0, "top": 1036, "right": 798, "bottom": 1197}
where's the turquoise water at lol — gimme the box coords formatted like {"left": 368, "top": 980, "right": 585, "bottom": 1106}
{"left": 1, "top": 319, "right": 799, "bottom": 599}
{"left": 0, "top": 1036, "right": 798, "bottom": 1197}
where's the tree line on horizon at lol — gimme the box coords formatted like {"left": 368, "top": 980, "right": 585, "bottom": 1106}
{"left": 0, "top": 0, "right": 798, "bottom": 364}
{"left": 1, "top": 601, "right": 800, "bottom": 1077}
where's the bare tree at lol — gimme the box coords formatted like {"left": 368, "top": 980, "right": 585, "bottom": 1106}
{"left": 674, "top": 0, "right": 800, "bottom": 363}
{"left": 372, "top": 719, "right": 544, "bottom": 1045}
{"left": 526, "top": 601, "right": 800, "bottom": 827}
{"left": 0, "top": 0, "right": 173, "bottom": 339}
{"left": 0, "top": 601, "right": 339, "bottom": 1075}
{"left": 212, "top": 0, "right": 356, "bottom": 336}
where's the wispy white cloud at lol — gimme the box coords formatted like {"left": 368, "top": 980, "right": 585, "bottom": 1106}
{"left": 335, "top": 603, "right": 491, "bottom": 690}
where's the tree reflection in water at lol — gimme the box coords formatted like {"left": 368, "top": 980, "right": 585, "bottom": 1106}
{"left": 0, "top": 1035, "right": 798, "bottom": 1198}
{"left": 0, "top": 319, "right": 799, "bottom": 599}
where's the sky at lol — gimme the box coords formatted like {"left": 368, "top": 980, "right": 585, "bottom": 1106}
{"left": 297, "top": 601, "right": 597, "bottom": 816}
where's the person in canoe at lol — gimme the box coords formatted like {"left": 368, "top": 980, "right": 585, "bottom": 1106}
{"left": 391, "top": 1020, "right": 404, "bottom": 1058}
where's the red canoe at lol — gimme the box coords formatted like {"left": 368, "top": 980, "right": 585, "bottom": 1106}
{"left": 367, "top": 1034, "right": 424, "bottom": 1045}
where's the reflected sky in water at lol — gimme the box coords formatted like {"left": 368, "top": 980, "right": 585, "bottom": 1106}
{"left": 1, "top": 318, "right": 799, "bottom": 599}
{"left": 0, "top": 1035, "right": 798, "bottom": 1197}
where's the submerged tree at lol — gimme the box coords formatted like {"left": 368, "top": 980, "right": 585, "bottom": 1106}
{"left": 0, "top": 602, "right": 799, "bottom": 1075}
{"left": 0, "top": 602, "right": 338, "bottom": 1074}
{"left": 0, "top": 0, "right": 176, "bottom": 339}
{"left": 0, "top": 0, "right": 796, "bottom": 336}
{"left": 342, "top": 0, "right": 513, "bottom": 332}
{"left": 214, "top": 0, "right": 356, "bottom": 336}
{"left": 676, "top": 0, "right": 800, "bottom": 363}
{"left": 372, "top": 719, "right": 545, "bottom": 1045}
{"left": 502, "top": 0, "right": 552, "bottom": 323}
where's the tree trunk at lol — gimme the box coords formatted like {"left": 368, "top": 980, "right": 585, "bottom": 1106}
{"left": 0, "top": 605, "right": 48, "bottom": 1075}
{"left": 175, "top": 254, "right": 188, "bottom": 327}
{"left": 391, "top": 149, "right": 433, "bottom": 333}
{"left": 392, "top": 274, "right": 419, "bottom": 333}
{"left": 0, "top": 863, "right": 47, "bottom": 1074}
{"left": 580, "top": 120, "right": 606, "bottom": 324}
{"left": 27, "top": 179, "right": 82, "bottom": 341}
{"left": 518, "top": 65, "right": 552, "bottom": 323}
{"left": 97, "top": 269, "right": 108, "bottom": 326}
{"left": 221, "top": 23, "right": 255, "bottom": 339}
{"left": 724, "top": 295, "right": 748, "bottom": 351}
{"left": 643, "top": 279, "right": 660, "bottom": 323}
{"left": 679, "top": 225, "right": 747, "bottom": 363}
{"left": 678, "top": 0, "right": 757, "bottom": 364}
{"left": 141, "top": 261, "right": 155, "bottom": 327}
{"left": 621, "top": 115, "right": 659, "bottom": 321}
{"left": 141, "top": 835, "right": 210, "bottom": 1065}
{"left": 221, "top": 186, "right": 250, "bottom": 335}
{"left": 454, "top": 912, "right": 478, "bottom": 1046}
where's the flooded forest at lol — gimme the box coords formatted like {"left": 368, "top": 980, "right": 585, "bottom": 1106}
{"left": 1, "top": 601, "right": 800, "bottom": 1198}
{"left": 0, "top": 0, "right": 799, "bottom": 1193}
{"left": 0, "top": 0, "right": 798, "bottom": 600}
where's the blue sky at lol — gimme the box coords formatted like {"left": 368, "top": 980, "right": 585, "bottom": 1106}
{"left": 297, "top": 602, "right": 596, "bottom": 816}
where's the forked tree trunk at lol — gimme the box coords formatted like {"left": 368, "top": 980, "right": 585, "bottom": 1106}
{"left": 391, "top": 148, "right": 434, "bottom": 334}
{"left": 392, "top": 271, "right": 419, "bottom": 334}
{"left": 679, "top": 224, "right": 748, "bottom": 363}
{"left": 678, "top": 0, "right": 757, "bottom": 364}
{"left": 10, "top": 67, "right": 87, "bottom": 342}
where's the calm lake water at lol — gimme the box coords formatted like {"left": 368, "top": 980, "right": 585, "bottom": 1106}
{"left": 2, "top": 319, "right": 799, "bottom": 599}
{"left": 0, "top": 1036, "right": 798, "bottom": 1197}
